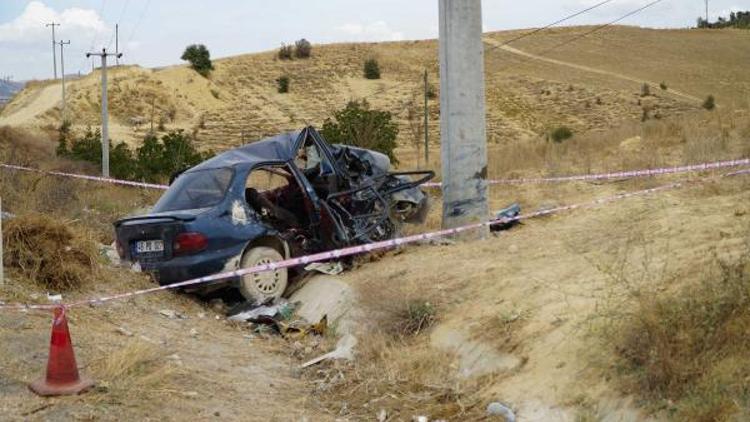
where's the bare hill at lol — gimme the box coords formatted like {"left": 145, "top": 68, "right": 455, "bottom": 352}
{"left": 2, "top": 26, "right": 747, "bottom": 152}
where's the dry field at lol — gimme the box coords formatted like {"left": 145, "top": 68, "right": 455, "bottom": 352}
{"left": 1, "top": 25, "right": 750, "bottom": 421}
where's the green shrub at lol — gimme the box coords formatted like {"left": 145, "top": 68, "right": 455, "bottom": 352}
{"left": 703, "top": 95, "right": 716, "bottom": 111}
{"left": 60, "top": 129, "right": 211, "bottom": 183}
{"left": 181, "top": 44, "right": 213, "bottom": 77}
{"left": 278, "top": 44, "right": 293, "bottom": 60}
{"left": 276, "top": 75, "right": 290, "bottom": 93}
{"left": 321, "top": 100, "right": 399, "bottom": 164}
{"left": 294, "top": 38, "right": 312, "bottom": 58}
{"left": 210, "top": 88, "right": 220, "bottom": 99}
{"left": 550, "top": 126, "right": 573, "bottom": 143}
{"left": 660, "top": 81, "right": 668, "bottom": 90}
{"left": 364, "top": 58, "right": 381, "bottom": 80}
{"left": 56, "top": 120, "right": 72, "bottom": 157}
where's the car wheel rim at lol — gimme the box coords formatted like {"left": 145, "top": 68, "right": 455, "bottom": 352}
{"left": 251, "top": 258, "right": 281, "bottom": 294}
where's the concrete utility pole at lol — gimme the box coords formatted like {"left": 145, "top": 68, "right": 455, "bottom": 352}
{"left": 115, "top": 24, "right": 120, "bottom": 66}
{"left": 86, "top": 48, "right": 122, "bottom": 178}
{"left": 423, "top": 69, "right": 430, "bottom": 167}
{"left": 438, "top": 0, "right": 489, "bottom": 238}
{"left": 58, "top": 40, "right": 71, "bottom": 123}
{"left": 45, "top": 22, "right": 60, "bottom": 79}
{"left": 705, "top": 0, "right": 709, "bottom": 24}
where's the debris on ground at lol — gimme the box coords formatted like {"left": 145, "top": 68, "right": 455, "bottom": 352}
{"left": 490, "top": 203, "right": 521, "bottom": 232}
{"left": 301, "top": 333, "right": 357, "bottom": 368}
{"left": 304, "top": 261, "right": 344, "bottom": 275}
{"left": 486, "top": 402, "right": 516, "bottom": 421}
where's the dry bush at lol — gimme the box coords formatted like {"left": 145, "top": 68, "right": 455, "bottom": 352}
{"left": 607, "top": 252, "right": 750, "bottom": 420}
{"left": 308, "top": 333, "right": 485, "bottom": 420}
{"left": 2, "top": 213, "right": 98, "bottom": 291}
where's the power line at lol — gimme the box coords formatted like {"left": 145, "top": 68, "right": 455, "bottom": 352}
{"left": 106, "top": 0, "right": 130, "bottom": 50}
{"left": 122, "top": 0, "right": 152, "bottom": 60}
{"left": 487, "top": 0, "right": 617, "bottom": 51}
{"left": 535, "top": 0, "right": 666, "bottom": 55}
{"left": 362, "top": 0, "right": 618, "bottom": 104}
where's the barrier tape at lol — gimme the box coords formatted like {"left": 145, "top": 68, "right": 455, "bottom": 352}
{"left": 421, "top": 158, "right": 750, "bottom": 188}
{"left": 8, "top": 171, "right": 739, "bottom": 312}
{"left": 2, "top": 158, "right": 749, "bottom": 191}
{"left": 0, "top": 163, "right": 169, "bottom": 190}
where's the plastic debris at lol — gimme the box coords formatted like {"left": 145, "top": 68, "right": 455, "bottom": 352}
{"left": 486, "top": 402, "right": 515, "bottom": 421}
{"left": 304, "top": 261, "right": 344, "bottom": 275}
{"left": 490, "top": 203, "right": 521, "bottom": 232}
{"left": 301, "top": 333, "right": 356, "bottom": 368}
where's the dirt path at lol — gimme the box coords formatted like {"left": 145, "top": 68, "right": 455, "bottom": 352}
{"left": 484, "top": 38, "right": 703, "bottom": 104}
{"left": 0, "top": 83, "right": 62, "bottom": 126}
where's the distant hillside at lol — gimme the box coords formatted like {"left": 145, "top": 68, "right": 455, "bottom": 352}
{"left": 0, "top": 80, "right": 24, "bottom": 100}
{"left": 1, "top": 26, "right": 748, "bottom": 151}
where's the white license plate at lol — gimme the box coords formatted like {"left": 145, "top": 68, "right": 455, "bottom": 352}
{"left": 135, "top": 240, "right": 164, "bottom": 254}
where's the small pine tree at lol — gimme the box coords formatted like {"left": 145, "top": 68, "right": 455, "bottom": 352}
{"left": 703, "top": 95, "right": 716, "bottom": 111}
{"left": 278, "top": 44, "right": 293, "bottom": 60}
{"left": 364, "top": 58, "right": 381, "bottom": 80}
{"left": 276, "top": 75, "right": 290, "bottom": 93}
{"left": 56, "top": 120, "right": 72, "bottom": 157}
{"left": 181, "top": 44, "right": 214, "bottom": 77}
{"left": 294, "top": 39, "right": 312, "bottom": 58}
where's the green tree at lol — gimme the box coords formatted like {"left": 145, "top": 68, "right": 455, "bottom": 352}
{"left": 56, "top": 120, "right": 72, "bottom": 157}
{"left": 364, "top": 58, "right": 381, "bottom": 80}
{"left": 294, "top": 39, "right": 312, "bottom": 58}
{"left": 110, "top": 143, "right": 137, "bottom": 180}
{"left": 321, "top": 100, "right": 399, "bottom": 163}
{"left": 703, "top": 95, "right": 716, "bottom": 111}
{"left": 69, "top": 127, "right": 102, "bottom": 164}
{"left": 136, "top": 133, "right": 166, "bottom": 182}
{"left": 161, "top": 130, "right": 205, "bottom": 176}
{"left": 181, "top": 44, "right": 214, "bottom": 77}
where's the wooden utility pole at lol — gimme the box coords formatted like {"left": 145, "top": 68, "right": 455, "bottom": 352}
{"left": 58, "top": 40, "right": 71, "bottom": 123}
{"left": 438, "top": 0, "right": 489, "bottom": 237}
{"left": 45, "top": 22, "right": 60, "bottom": 79}
{"left": 86, "top": 48, "right": 122, "bottom": 178}
{"left": 423, "top": 70, "right": 429, "bottom": 167}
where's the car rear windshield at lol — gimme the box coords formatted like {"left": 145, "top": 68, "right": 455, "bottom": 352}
{"left": 152, "top": 168, "right": 234, "bottom": 212}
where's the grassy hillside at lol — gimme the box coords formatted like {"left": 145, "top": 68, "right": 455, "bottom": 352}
{"left": 2, "top": 26, "right": 747, "bottom": 153}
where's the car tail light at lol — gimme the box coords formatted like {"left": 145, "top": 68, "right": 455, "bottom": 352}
{"left": 173, "top": 232, "right": 208, "bottom": 255}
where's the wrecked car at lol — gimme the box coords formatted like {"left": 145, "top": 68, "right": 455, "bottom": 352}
{"left": 114, "top": 126, "right": 433, "bottom": 302}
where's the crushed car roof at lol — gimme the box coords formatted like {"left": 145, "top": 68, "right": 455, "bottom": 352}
{"left": 189, "top": 131, "right": 301, "bottom": 172}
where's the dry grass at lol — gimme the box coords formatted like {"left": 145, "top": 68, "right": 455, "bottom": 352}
{"left": 2, "top": 213, "right": 99, "bottom": 291}
{"left": 308, "top": 333, "right": 487, "bottom": 420}
{"left": 91, "top": 340, "right": 178, "bottom": 402}
{"left": 600, "top": 247, "right": 750, "bottom": 421}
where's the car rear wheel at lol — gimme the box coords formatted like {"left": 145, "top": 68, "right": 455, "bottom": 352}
{"left": 238, "top": 246, "right": 288, "bottom": 303}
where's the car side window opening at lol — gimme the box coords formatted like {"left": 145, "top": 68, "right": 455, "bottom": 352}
{"left": 244, "top": 165, "right": 308, "bottom": 230}
{"left": 153, "top": 167, "right": 234, "bottom": 212}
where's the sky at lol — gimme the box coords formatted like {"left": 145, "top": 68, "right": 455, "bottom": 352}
{"left": 0, "top": 0, "right": 747, "bottom": 80}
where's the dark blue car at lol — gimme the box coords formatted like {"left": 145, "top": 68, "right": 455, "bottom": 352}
{"left": 115, "top": 127, "right": 433, "bottom": 303}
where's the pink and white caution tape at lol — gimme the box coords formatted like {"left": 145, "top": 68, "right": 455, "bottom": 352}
{"left": 5, "top": 173, "right": 729, "bottom": 312}
{"left": 2, "top": 158, "right": 749, "bottom": 192}
{"left": 0, "top": 163, "right": 169, "bottom": 190}
{"left": 422, "top": 158, "right": 750, "bottom": 188}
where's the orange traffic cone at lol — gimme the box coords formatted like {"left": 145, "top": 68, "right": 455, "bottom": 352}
{"left": 29, "top": 306, "right": 94, "bottom": 396}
